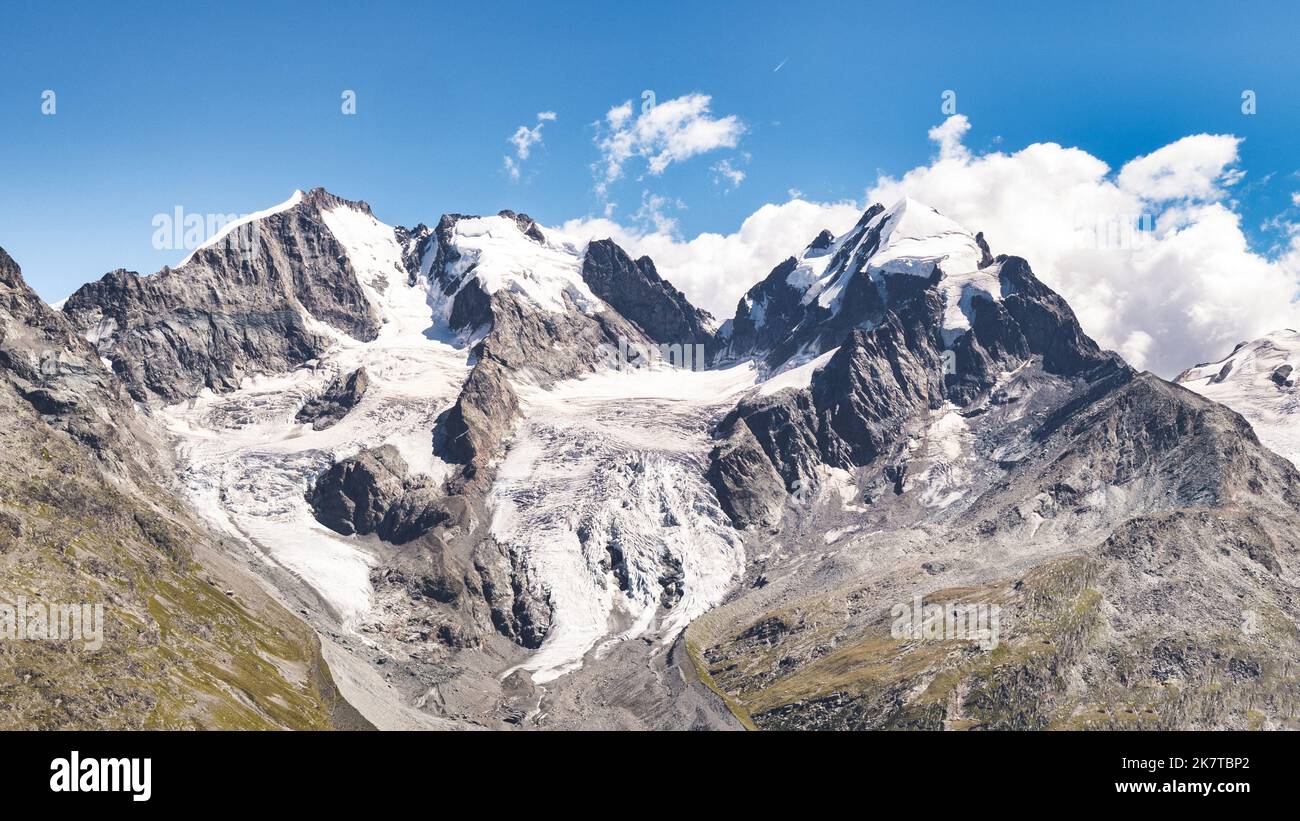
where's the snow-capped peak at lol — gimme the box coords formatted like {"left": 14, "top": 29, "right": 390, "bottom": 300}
{"left": 1177, "top": 329, "right": 1300, "bottom": 465}
{"left": 786, "top": 197, "right": 999, "bottom": 344}
{"left": 871, "top": 197, "right": 985, "bottom": 279}
{"left": 430, "top": 212, "right": 606, "bottom": 317}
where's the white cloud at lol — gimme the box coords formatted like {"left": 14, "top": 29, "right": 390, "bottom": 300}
{"left": 594, "top": 93, "right": 745, "bottom": 195}
{"left": 631, "top": 190, "right": 685, "bottom": 235}
{"left": 712, "top": 158, "right": 746, "bottom": 190}
{"left": 1116, "top": 134, "right": 1243, "bottom": 201}
{"left": 559, "top": 196, "right": 861, "bottom": 321}
{"left": 929, "top": 114, "right": 972, "bottom": 162}
{"left": 504, "top": 112, "right": 557, "bottom": 181}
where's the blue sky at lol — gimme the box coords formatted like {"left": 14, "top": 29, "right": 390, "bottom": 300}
{"left": 2, "top": 0, "right": 1299, "bottom": 307}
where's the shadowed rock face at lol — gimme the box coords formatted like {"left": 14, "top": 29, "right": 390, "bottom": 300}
{"left": 61, "top": 188, "right": 382, "bottom": 403}
{"left": 307, "top": 445, "right": 448, "bottom": 545}
{"left": 708, "top": 249, "right": 1117, "bottom": 529}
{"left": 296, "top": 366, "right": 369, "bottom": 430}
{"left": 581, "top": 239, "right": 714, "bottom": 347}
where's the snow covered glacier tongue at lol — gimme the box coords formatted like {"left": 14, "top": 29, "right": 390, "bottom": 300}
{"left": 491, "top": 365, "right": 754, "bottom": 683}
{"left": 411, "top": 210, "right": 745, "bottom": 684}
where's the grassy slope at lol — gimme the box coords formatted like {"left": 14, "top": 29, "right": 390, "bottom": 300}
{"left": 0, "top": 390, "right": 355, "bottom": 730}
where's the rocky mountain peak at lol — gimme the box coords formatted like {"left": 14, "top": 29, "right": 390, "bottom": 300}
{"left": 61, "top": 187, "right": 388, "bottom": 402}
{"left": 717, "top": 198, "right": 1009, "bottom": 375}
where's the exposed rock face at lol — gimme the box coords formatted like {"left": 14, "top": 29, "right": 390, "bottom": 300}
{"left": 296, "top": 366, "right": 369, "bottom": 430}
{"left": 472, "top": 539, "right": 552, "bottom": 649}
{"left": 581, "top": 239, "right": 714, "bottom": 346}
{"left": 61, "top": 188, "right": 382, "bottom": 403}
{"left": 704, "top": 423, "right": 788, "bottom": 529}
{"left": 0, "top": 246, "right": 357, "bottom": 730}
{"left": 0, "top": 248, "right": 141, "bottom": 455}
{"left": 307, "top": 445, "right": 447, "bottom": 544}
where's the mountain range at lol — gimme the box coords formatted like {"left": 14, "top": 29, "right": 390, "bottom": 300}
{"left": 2, "top": 188, "right": 1297, "bottom": 730}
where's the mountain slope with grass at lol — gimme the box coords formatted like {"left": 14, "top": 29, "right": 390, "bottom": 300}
{"left": 0, "top": 246, "right": 367, "bottom": 730}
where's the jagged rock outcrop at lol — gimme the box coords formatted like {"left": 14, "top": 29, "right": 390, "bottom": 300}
{"left": 581, "top": 239, "right": 714, "bottom": 347}
{"left": 0, "top": 248, "right": 142, "bottom": 455}
{"left": 714, "top": 203, "right": 895, "bottom": 371}
{"left": 307, "top": 445, "right": 448, "bottom": 544}
{"left": 296, "top": 366, "right": 369, "bottom": 430}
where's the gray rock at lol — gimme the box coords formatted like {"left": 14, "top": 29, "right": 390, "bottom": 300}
{"left": 296, "top": 366, "right": 369, "bottom": 430}
{"left": 306, "top": 445, "right": 448, "bottom": 544}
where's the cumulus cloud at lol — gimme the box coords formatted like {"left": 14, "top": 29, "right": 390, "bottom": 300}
{"left": 504, "top": 111, "right": 557, "bottom": 181}
{"left": 929, "top": 114, "right": 972, "bottom": 161}
{"left": 712, "top": 158, "right": 746, "bottom": 190}
{"left": 1116, "top": 134, "right": 1244, "bottom": 201}
{"left": 562, "top": 116, "right": 1300, "bottom": 377}
{"left": 594, "top": 93, "right": 745, "bottom": 196}
{"left": 559, "top": 196, "right": 861, "bottom": 320}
